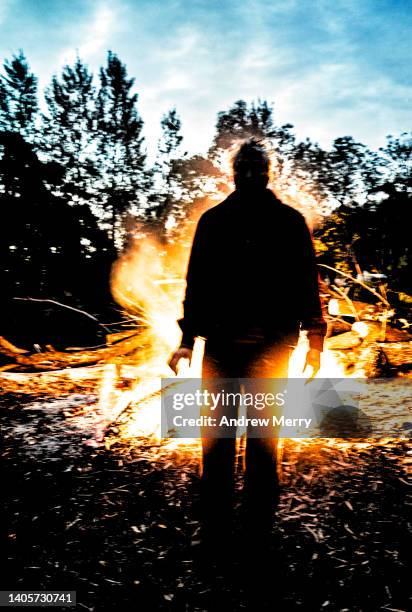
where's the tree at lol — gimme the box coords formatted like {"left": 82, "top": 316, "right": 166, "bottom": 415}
{"left": 96, "top": 51, "right": 148, "bottom": 249}
{"left": 41, "top": 57, "right": 114, "bottom": 263}
{"left": 322, "top": 137, "right": 378, "bottom": 208}
{"left": 42, "top": 56, "right": 98, "bottom": 204}
{"left": 0, "top": 131, "right": 81, "bottom": 298}
{"left": 290, "top": 139, "right": 333, "bottom": 211}
{"left": 379, "top": 132, "right": 412, "bottom": 194}
{"left": 0, "top": 131, "right": 114, "bottom": 310}
{"left": 209, "top": 99, "right": 295, "bottom": 180}
{"left": 159, "top": 108, "right": 183, "bottom": 158}
{"left": 0, "top": 50, "right": 38, "bottom": 140}
{"left": 146, "top": 109, "right": 185, "bottom": 237}
{"left": 211, "top": 99, "right": 274, "bottom": 152}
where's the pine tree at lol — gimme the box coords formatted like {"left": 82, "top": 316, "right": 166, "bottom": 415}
{"left": 41, "top": 57, "right": 114, "bottom": 262}
{"left": 96, "top": 51, "right": 148, "bottom": 249}
{"left": 0, "top": 50, "right": 38, "bottom": 139}
{"left": 159, "top": 108, "right": 183, "bottom": 158}
{"left": 379, "top": 132, "right": 412, "bottom": 193}
{"left": 148, "top": 108, "right": 184, "bottom": 234}
{"left": 208, "top": 99, "right": 298, "bottom": 196}
{"left": 325, "top": 137, "right": 372, "bottom": 207}
{"left": 42, "top": 56, "right": 97, "bottom": 204}
{"left": 210, "top": 100, "right": 295, "bottom": 166}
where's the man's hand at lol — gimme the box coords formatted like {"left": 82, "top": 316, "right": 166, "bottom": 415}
{"left": 303, "top": 348, "right": 321, "bottom": 380}
{"left": 168, "top": 348, "right": 193, "bottom": 374}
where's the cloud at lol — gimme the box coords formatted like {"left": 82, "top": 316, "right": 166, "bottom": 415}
{"left": 0, "top": 0, "right": 14, "bottom": 25}
{"left": 0, "top": 0, "right": 410, "bottom": 155}
{"left": 58, "top": 4, "right": 114, "bottom": 66}
{"left": 79, "top": 5, "right": 113, "bottom": 58}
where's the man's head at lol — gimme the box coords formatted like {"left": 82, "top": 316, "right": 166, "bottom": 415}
{"left": 233, "top": 139, "right": 270, "bottom": 192}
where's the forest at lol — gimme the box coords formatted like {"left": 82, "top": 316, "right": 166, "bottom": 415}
{"left": 0, "top": 50, "right": 411, "bottom": 351}
{"left": 1, "top": 50, "right": 411, "bottom": 611}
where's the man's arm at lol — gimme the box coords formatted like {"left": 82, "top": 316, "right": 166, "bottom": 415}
{"left": 169, "top": 215, "right": 209, "bottom": 374}
{"left": 178, "top": 214, "right": 210, "bottom": 349}
{"left": 297, "top": 216, "right": 328, "bottom": 352}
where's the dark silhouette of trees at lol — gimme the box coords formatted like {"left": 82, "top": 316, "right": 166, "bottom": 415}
{"left": 146, "top": 109, "right": 185, "bottom": 237}
{"left": 42, "top": 57, "right": 98, "bottom": 204}
{"left": 96, "top": 51, "right": 149, "bottom": 249}
{"left": 0, "top": 132, "right": 82, "bottom": 298}
{"left": 324, "top": 137, "right": 378, "bottom": 207}
{"left": 0, "top": 48, "right": 410, "bottom": 345}
{"left": 0, "top": 51, "right": 37, "bottom": 139}
{"left": 159, "top": 108, "right": 183, "bottom": 159}
{"left": 210, "top": 99, "right": 275, "bottom": 153}
{"left": 40, "top": 56, "right": 114, "bottom": 282}
{"left": 379, "top": 132, "right": 412, "bottom": 193}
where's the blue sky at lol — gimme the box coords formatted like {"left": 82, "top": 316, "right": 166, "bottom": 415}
{"left": 1, "top": 0, "right": 411, "bottom": 156}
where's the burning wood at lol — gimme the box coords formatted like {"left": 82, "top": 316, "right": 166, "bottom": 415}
{"left": 0, "top": 229, "right": 410, "bottom": 455}
{"left": 0, "top": 332, "right": 143, "bottom": 371}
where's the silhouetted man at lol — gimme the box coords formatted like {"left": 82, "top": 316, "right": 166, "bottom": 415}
{"left": 169, "top": 139, "right": 326, "bottom": 575}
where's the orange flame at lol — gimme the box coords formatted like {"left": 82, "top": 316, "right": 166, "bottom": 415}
{"left": 93, "top": 156, "right": 355, "bottom": 448}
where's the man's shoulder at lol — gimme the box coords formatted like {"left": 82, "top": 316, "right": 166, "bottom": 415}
{"left": 197, "top": 195, "right": 233, "bottom": 224}
{"left": 266, "top": 192, "right": 308, "bottom": 229}
{"left": 197, "top": 190, "right": 308, "bottom": 228}
{"left": 277, "top": 201, "right": 307, "bottom": 225}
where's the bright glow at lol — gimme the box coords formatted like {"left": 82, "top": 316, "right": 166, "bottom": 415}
{"left": 328, "top": 298, "right": 339, "bottom": 316}
{"left": 352, "top": 321, "right": 369, "bottom": 338}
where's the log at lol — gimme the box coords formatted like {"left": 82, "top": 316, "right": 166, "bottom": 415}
{"left": 0, "top": 333, "right": 144, "bottom": 371}
{"left": 328, "top": 298, "right": 386, "bottom": 320}
{"left": 378, "top": 342, "right": 412, "bottom": 368}
{"left": 0, "top": 336, "right": 29, "bottom": 357}
{"left": 384, "top": 327, "right": 412, "bottom": 342}
{"left": 350, "top": 321, "right": 411, "bottom": 342}
{"left": 325, "top": 321, "right": 410, "bottom": 350}
{"left": 4, "top": 298, "right": 106, "bottom": 350}
{"left": 327, "top": 319, "right": 352, "bottom": 336}
{"left": 332, "top": 342, "right": 385, "bottom": 378}
{"left": 352, "top": 321, "right": 383, "bottom": 341}
{"left": 326, "top": 331, "right": 362, "bottom": 350}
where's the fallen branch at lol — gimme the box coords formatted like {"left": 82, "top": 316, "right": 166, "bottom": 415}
{"left": 0, "top": 333, "right": 143, "bottom": 371}
{"left": 378, "top": 342, "right": 412, "bottom": 368}
{"left": 318, "top": 264, "right": 390, "bottom": 307}
{"left": 331, "top": 285, "right": 360, "bottom": 321}
{"left": 13, "top": 297, "right": 111, "bottom": 332}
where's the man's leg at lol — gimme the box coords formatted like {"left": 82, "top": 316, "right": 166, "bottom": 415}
{"left": 243, "top": 344, "right": 291, "bottom": 544}
{"left": 240, "top": 345, "right": 291, "bottom": 602}
{"left": 200, "top": 437, "right": 237, "bottom": 549}
{"left": 199, "top": 351, "right": 239, "bottom": 560}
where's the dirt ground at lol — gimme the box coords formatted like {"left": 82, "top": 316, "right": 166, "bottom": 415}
{"left": 1, "top": 389, "right": 411, "bottom": 611}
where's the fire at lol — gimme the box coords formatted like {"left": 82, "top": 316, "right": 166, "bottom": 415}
{"left": 288, "top": 334, "right": 346, "bottom": 379}
{"left": 24, "top": 154, "right": 364, "bottom": 449}
{"left": 216, "top": 143, "right": 324, "bottom": 227}
{"left": 92, "top": 157, "right": 352, "bottom": 448}
{"left": 0, "top": 152, "right": 407, "bottom": 480}
{"left": 0, "top": 202, "right": 353, "bottom": 451}
{"left": 110, "top": 234, "right": 186, "bottom": 356}
{"left": 88, "top": 228, "right": 207, "bottom": 449}
{"left": 94, "top": 215, "right": 349, "bottom": 450}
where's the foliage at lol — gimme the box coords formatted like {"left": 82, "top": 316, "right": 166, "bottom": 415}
{"left": 0, "top": 51, "right": 38, "bottom": 139}
{"left": 42, "top": 57, "right": 98, "bottom": 204}
{"left": 0, "top": 49, "right": 411, "bottom": 317}
{"left": 96, "top": 51, "right": 149, "bottom": 248}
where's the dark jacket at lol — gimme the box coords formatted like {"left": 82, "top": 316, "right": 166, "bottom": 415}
{"left": 179, "top": 188, "right": 327, "bottom": 351}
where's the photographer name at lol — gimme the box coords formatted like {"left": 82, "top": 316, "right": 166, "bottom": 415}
{"left": 173, "top": 415, "right": 312, "bottom": 428}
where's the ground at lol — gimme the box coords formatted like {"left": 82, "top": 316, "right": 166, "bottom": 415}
{"left": 1, "top": 389, "right": 410, "bottom": 611}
